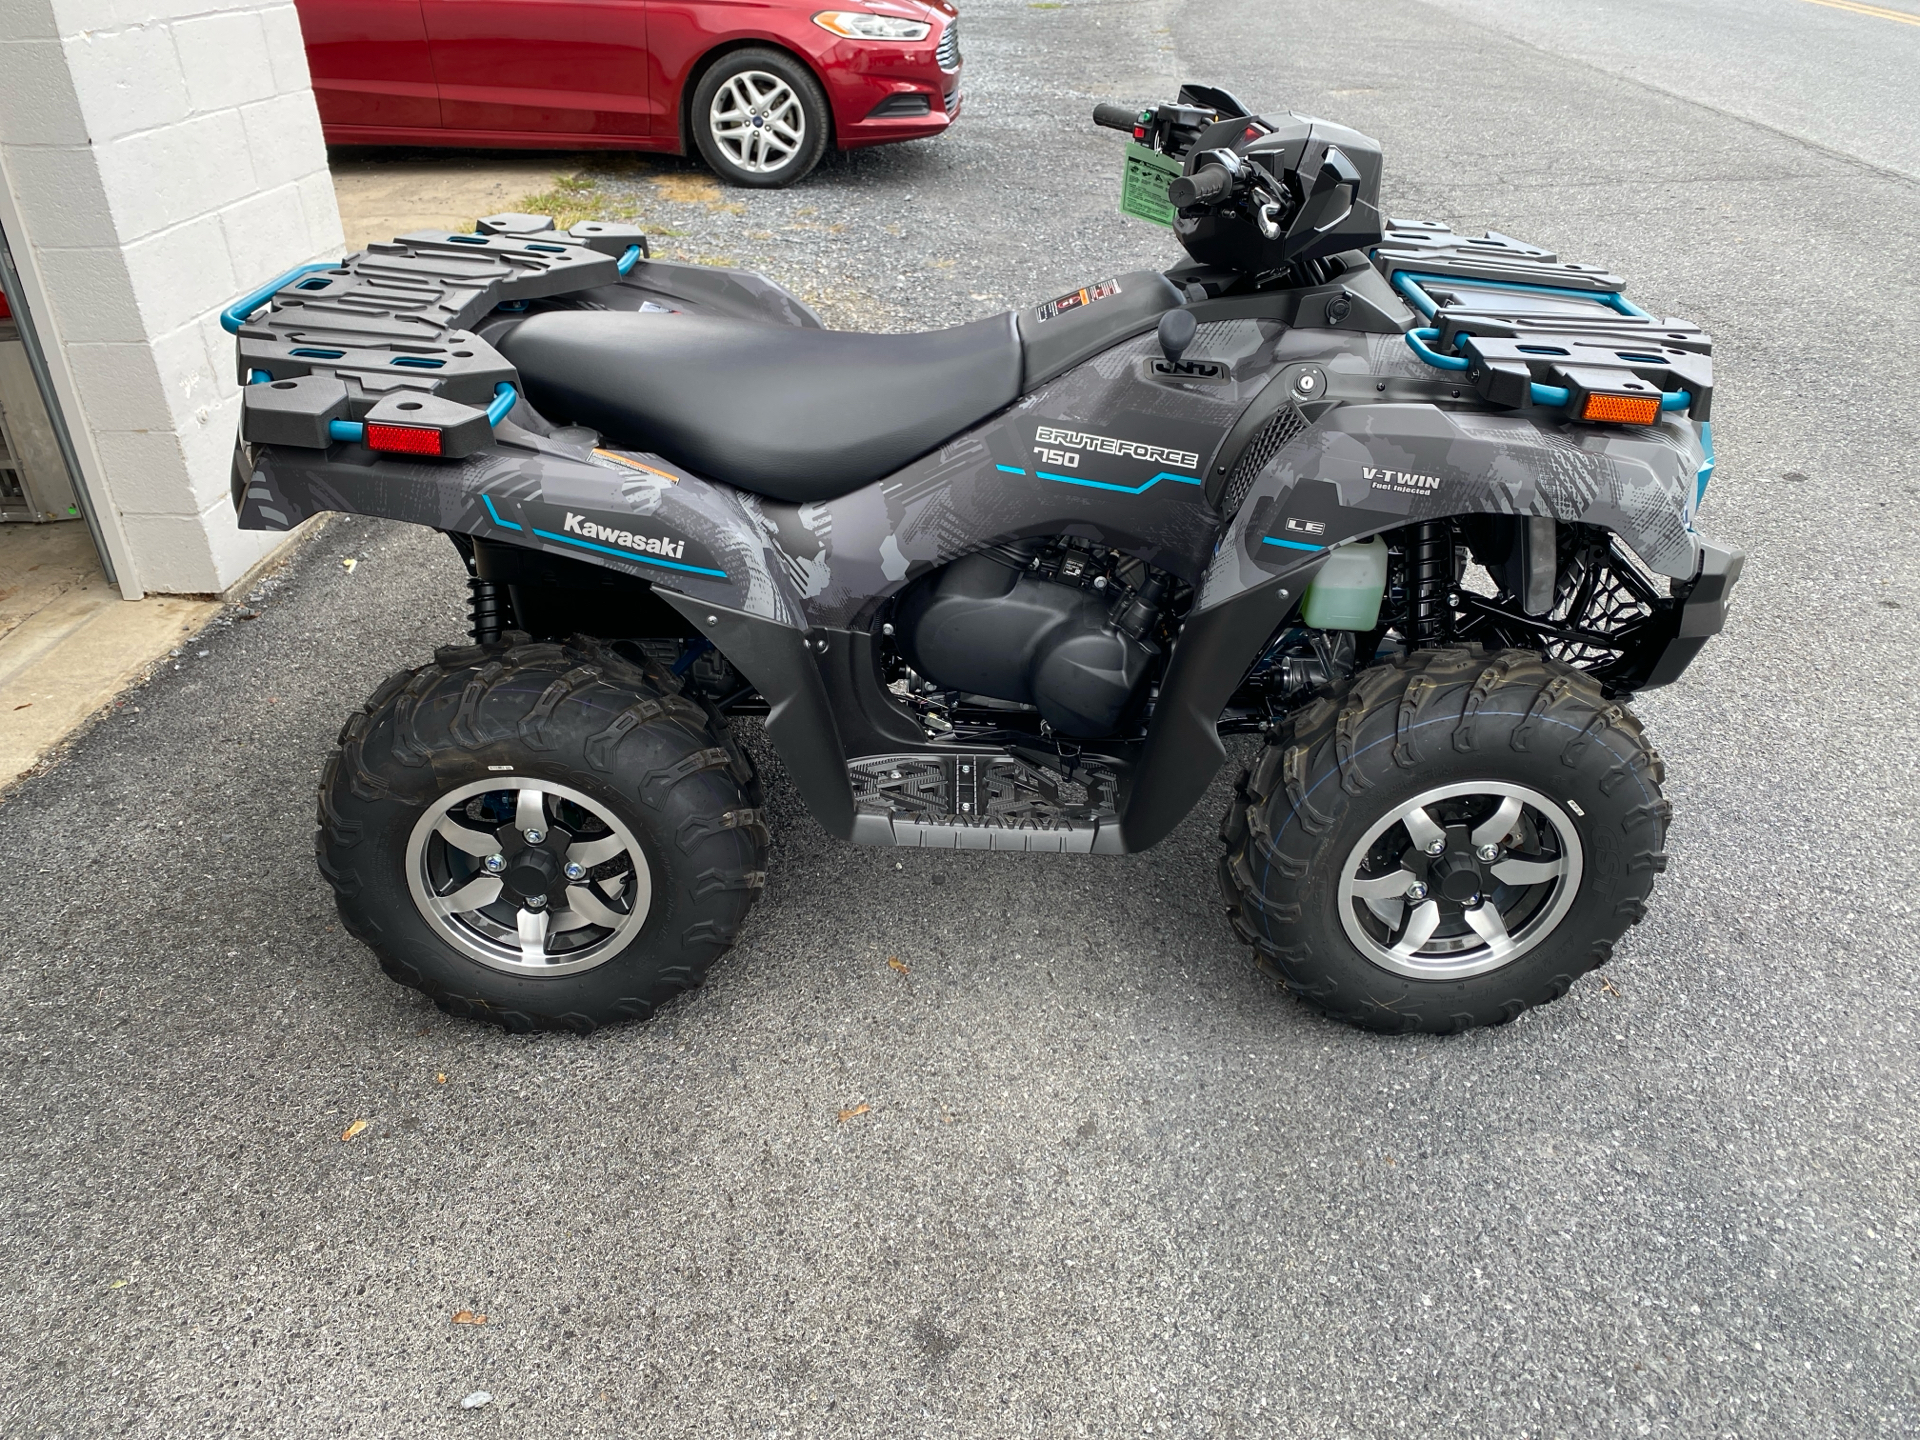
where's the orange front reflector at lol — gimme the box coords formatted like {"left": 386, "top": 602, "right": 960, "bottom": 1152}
{"left": 1580, "top": 392, "right": 1661, "bottom": 425}
{"left": 365, "top": 423, "right": 442, "bottom": 455}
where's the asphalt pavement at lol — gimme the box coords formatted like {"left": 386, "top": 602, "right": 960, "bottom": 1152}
{"left": 2, "top": 1, "right": 1916, "bottom": 1436}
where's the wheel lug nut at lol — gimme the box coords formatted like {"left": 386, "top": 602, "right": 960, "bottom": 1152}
{"left": 563, "top": 862, "right": 586, "bottom": 881}
{"left": 483, "top": 854, "right": 505, "bottom": 873}
{"left": 524, "top": 828, "right": 545, "bottom": 844}
{"left": 1405, "top": 882, "right": 1429, "bottom": 901}
{"left": 1476, "top": 843, "right": 1501, "bottom": 862}
{"left": 1425, "top": 838, "right": 1446, "bottom": 856}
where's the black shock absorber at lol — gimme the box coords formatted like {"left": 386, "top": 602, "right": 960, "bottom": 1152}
{"left": 467, "top": 577, "right": 512, "bottom": 644}
{"left": 1407, "top": 520, "right": 1453, "bottom": 646}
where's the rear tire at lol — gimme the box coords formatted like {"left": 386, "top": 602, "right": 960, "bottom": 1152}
{"left": 318, "top": 636, "right": 768, "bottom": 1033}
{"left": 690, "top": 48, "right": 830, "bottom": 188}
{"left": 1219, "top": 646, "right": 1668, "bottom": 1034}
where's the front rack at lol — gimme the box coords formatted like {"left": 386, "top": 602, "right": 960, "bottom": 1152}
{"left": 1373, "top": 221, "right": 1713, "bottom": 425}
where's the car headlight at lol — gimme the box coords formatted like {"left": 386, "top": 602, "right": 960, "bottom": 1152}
{"left": 812, "top": 10, "right": 933, "bottom": 40}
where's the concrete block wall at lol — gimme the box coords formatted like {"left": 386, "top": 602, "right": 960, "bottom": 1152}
{"left": 0, "top": 0, "right": 343, "bottom": 595}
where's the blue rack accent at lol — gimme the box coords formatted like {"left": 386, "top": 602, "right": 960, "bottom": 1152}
{"left": 1404, "top": 326, "right": 1691, "bottom": 417}
{"left": 220, "top": 261, "right": 343, "bottom": 334}
{"left": 1405, "top": 327, "right": 1471, "bottom": 371}
{"left": 617, "top": 244, "right": 642, "bottom": 276}
{"left": 1390, "top": 270, "right": 1647, "bottom": 321}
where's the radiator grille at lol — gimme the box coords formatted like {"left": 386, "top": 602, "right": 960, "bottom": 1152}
{"left": 935, "top": 18, "right": 960, "bottom": 70}
{"left": 1219, "top": 405, "right": 1306, "bottom": 516}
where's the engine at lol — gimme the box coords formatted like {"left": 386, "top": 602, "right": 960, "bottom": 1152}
{"left": 892, "top": 539, "right": 1171, "bottom": 738}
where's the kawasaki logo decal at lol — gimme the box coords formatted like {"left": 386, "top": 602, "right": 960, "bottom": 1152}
{"left": 562, "top": 510, "right": 686, "bottom": 559}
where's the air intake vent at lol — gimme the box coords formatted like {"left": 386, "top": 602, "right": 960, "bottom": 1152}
{"left": 935, "top": 18, "right": 960, "bottom": 70}
{"left": 1219, "top": 405, "right": 1307, "bottom": 517}
{"left": 867, "top": 92, "right": 932, "bottom": 119}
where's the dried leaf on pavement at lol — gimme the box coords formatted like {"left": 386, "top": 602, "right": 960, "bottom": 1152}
{"left": 435, "top": 1073, "right": 447, "bottom": 1084}
{"left": 452, "top": 1309, "right": 488, "bottom": 1325}
{"left": 341, "top": 1118, "right": 370, "bottom": 1142}
{"left": 341, "top": 557, "right": 358, "bottom": 572}
{"left": 887, "top": 956, "right": 909, "bottom": 975}
{"left": 838, "top": 1103, "right": 871, "bottom": 1123}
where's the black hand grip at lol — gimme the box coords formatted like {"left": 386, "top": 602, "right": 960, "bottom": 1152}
{"left": 1092, "top": 103, "right": 1140, "bottom": 132}
{"left": 1166, "top": 165, "right": 1233, "bottom": 208}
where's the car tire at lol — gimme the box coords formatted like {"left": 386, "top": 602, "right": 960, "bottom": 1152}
{"left": 317, "top": 635, "right": 768, "bottom": 1034}
{"left": 1218, "top": 646, "right": 1668, "bottom": 1035}
{"left": 690, "top": 47, "right": 831, "bottom": 188}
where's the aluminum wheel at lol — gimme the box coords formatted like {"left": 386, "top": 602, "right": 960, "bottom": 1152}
{"left": 404, "top": 777, "right": 652, "bottom": 978}
{"left": 708, "top": 70, "right": 806, "bottom": 174}
{"left": 1336, "top": 780, "right": 1584, "bottom": 980}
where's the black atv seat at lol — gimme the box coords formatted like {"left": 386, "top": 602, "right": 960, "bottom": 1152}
{"left": 499, "top": 310, "right": 1022, "bottom": 504}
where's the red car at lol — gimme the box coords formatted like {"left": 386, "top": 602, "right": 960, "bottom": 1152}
{"left": 295, "top": 0, "right": 962, "bottom": 187}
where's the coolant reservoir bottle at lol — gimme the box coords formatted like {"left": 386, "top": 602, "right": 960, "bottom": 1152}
{"left": 1300, "top": 536, "right": 1388, "bottom": 631}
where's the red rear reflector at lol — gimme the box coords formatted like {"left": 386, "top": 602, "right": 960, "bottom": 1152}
{"left": 0, "top": 290, "right": 10, "bottom": 319}
{"left": 365, "top": 423, "right": 442, "bottom": 455}
{"left": 1580, "top": 392, "right": 1661, "bottom": 425}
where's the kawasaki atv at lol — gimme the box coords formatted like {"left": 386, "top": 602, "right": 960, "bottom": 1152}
{"left": 227, "top": 84, "right": 1739, "bottom": 1035}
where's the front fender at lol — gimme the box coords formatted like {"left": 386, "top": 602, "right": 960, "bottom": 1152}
{"left": 1200, "top": 400, "right": 1707, "bottom": 609}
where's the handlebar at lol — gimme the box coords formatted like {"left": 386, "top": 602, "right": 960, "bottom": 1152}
{"left": 1167, "top": 165, "right": 1234, "bottom": 208}
{"left": 1092, "top": 103, "right": 1140, "bottom": 132}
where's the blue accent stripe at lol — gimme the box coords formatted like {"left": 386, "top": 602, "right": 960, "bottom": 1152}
{"left": 995, "top": 464, "right": 1026, "bottom": 475}
{"left": 480, "top": 494, "right": 521, "bottom": 531}
{"left": 1696, "top": 421, "right": 1715, "bottom": 504}
{"left": 1392, "top": 270, "right": 1644, "bottom": 319}
{"left": 1262, "top": 536, "right": 1325, "bottom": 552}
{"left": 530, "top": 526, "right": 728, "bottom": 578}
{"left": 1034, "top": 469, "right": 1202, "bottom": 495}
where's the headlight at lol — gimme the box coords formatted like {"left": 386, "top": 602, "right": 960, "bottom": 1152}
{"left": 813, "top": 11, "right": 933, "bottom": 40}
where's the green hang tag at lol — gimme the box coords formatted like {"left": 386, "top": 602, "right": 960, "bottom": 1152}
{"left": 1119, "top": 140, "right": 1183, "bottom": 228}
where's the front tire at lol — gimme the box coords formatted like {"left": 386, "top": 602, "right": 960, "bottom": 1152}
{"left": 1219, "top": 647, "right": 1668, "bottom": 1034}
{"left": 690, "top": 48, "right": 830, "bottom": 188}
{"left": 318, "top": 637, "right": 768, "bottom": 1033}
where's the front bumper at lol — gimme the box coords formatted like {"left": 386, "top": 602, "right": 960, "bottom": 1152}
{"left": 821, "top": 23, "right": 961, "bottom": 149}
{"left": 1642, "top": 535, "right": 1744, "bottom": 688}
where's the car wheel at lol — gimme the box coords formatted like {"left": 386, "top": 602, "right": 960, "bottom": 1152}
{"left": 690, "top": 48, "right": 830, "bottom": 188}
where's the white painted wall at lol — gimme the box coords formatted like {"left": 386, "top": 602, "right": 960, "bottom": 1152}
{"left": 0, "top": 0, "right": 342, "bottom": 596}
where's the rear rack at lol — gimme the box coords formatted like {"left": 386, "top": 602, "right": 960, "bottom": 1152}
{"left": 226, "top": 215, "right": 648, "bottom": 458}
{"left": 1373, "top": 220, "right": 1713, "bottom": 424}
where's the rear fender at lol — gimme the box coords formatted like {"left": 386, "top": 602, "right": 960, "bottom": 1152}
{"left": 237, "top": 425, "right": 866, "bottom": 834}
{"left": 238, "top": 424, "right": 804, "bottom": 622}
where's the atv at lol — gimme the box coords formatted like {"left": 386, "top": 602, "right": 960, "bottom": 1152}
{"left": 226, "top": 84, "right": 1739, "bottom": 1035}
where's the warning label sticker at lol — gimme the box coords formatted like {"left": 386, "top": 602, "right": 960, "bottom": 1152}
{"left": 1035, "top": 277, "right": 1123, "bottom": 323}
{"left": 1119, "top": 140, "right": 1182, "bottom": 228}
